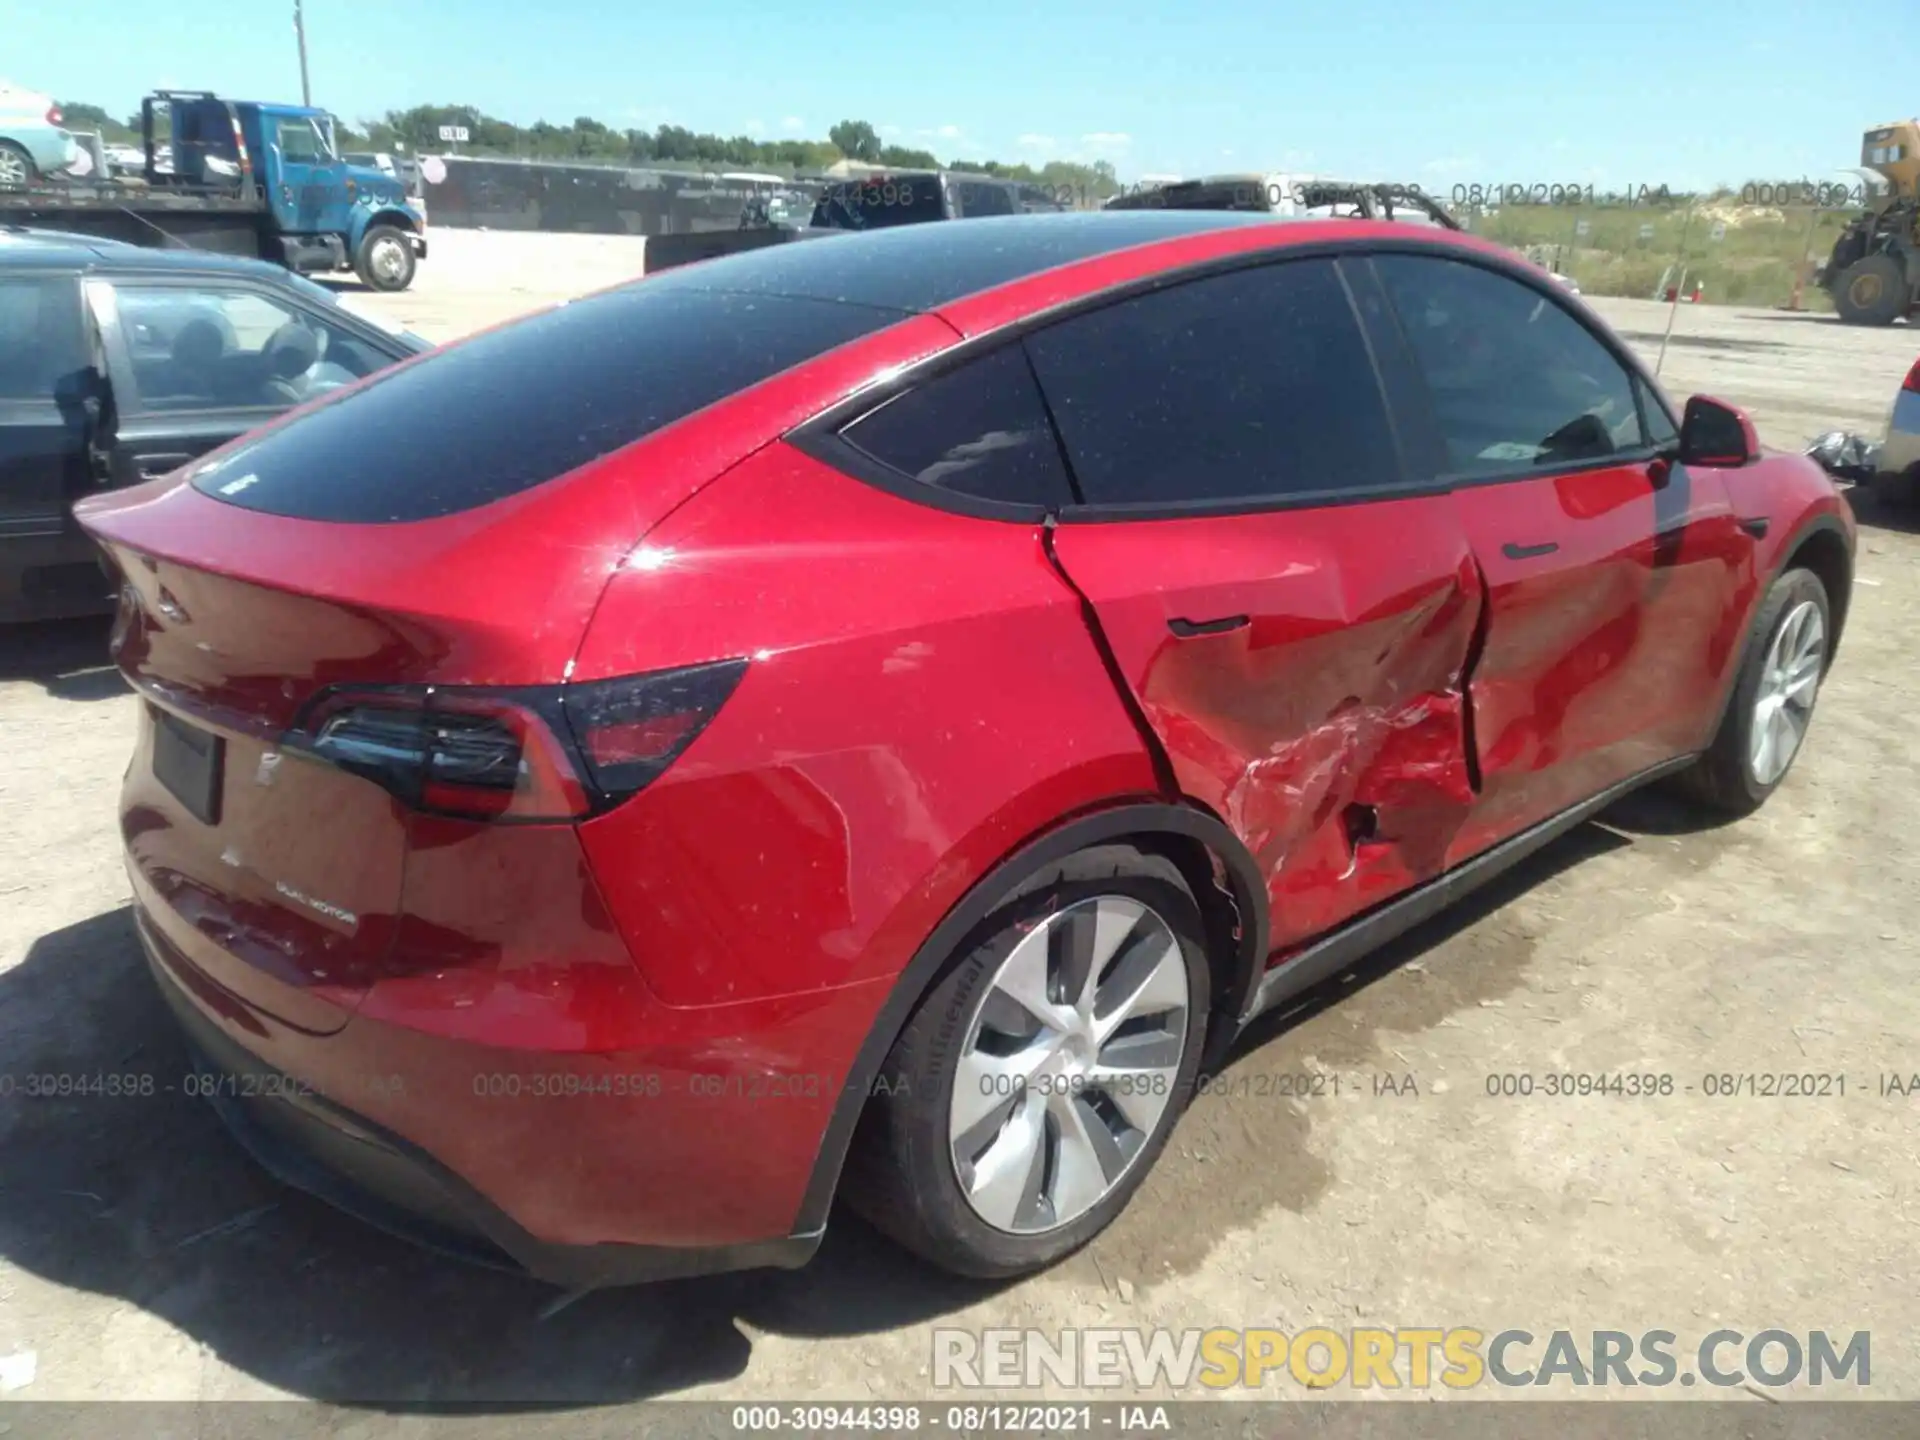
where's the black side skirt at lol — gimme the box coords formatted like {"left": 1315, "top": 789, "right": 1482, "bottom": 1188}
{"left": 1238, "top": 755, "right": 1696, "bottom": 1028}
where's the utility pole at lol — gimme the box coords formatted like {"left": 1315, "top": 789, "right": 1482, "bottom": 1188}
{"left": 293, "top": 0, "right": 312, "bottom": 106}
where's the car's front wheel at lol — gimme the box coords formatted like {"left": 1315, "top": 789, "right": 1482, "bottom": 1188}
{"left": 1677, "top": 567, "right": 1832, "bottom": 815}
{"left": 847, "top": 845, "right": 1210, "bottom": 1278}
{"left": 354, "top": 224, "right": 416, "bottom": 291}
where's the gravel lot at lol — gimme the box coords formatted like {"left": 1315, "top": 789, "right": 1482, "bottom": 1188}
{"left": 1, "top": 229, "right": 1916, "bottom": 1414}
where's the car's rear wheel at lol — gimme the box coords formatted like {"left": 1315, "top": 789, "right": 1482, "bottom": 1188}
{"left": 846, "top": 845, "right": 1210, "bottom": 1278}
{"left": 0, "top": 141, "right": 36, "bottom": 189}
{"left": 1675, "top": 567, "right": 1831, "bottom": 815}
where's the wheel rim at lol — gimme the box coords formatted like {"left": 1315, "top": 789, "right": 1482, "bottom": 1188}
{"left": 371, "top": 237, "right": 406, "bottom": 281}
{"left": 1849, "top": 272, "right": 1883, "bottom": 307}
{"left": 0, "top": 151, "right": 27, "bottom": 187}
{"left": 948, "top": 895, "right": 1189, "bottom": 1236}
{"left": 1750, "top": 599, "right": 1825, "bottom": 787}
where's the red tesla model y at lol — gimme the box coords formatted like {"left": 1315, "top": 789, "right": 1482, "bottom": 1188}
{"left": 78, "top": 211, "right": 1854, "bottom": 1286}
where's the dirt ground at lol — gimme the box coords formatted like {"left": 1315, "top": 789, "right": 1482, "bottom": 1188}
{"left": 1, "top": 229, "right": 1917, "bottom": 1414}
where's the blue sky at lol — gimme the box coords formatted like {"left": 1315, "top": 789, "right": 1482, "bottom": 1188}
{"left": 10, "top": 0, "right": 1910, "bottom": 189}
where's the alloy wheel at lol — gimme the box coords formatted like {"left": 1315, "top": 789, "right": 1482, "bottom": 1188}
{"left": 1750, "top": 598, "right": 1825, "bottom": 786}
{"left": 948, "top": 895, "right": 1190, "bottom": 1235}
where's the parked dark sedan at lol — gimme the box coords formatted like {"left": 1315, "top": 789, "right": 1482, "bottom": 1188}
{"left": 0, "top": 227, "right": 428, "bottom": 623}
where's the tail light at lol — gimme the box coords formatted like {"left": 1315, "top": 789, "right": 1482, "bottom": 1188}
{"left": 288, "top": 659, "right": 747, "bottom": 823}
{"left": 1903, "top": 357, "right": 1920, "bottom": 394}
{"left": 46, "top": 104, "right": 63, "bottom": 126}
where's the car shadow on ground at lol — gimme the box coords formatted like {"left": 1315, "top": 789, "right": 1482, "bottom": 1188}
{"left": 1845, "top": 482, "right": 1920, "bottom": 535}
{"left": 0, "top": 617, "right": 125, "bottom": 701}
{"left": 0, "top": 907, "right": 1003, "bottom": 1408}
{"left": 0, "top": 816, "right": 1640, "bottom": 1410}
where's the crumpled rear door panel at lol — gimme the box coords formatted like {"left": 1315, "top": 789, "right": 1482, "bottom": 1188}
{"left": 1048, "top": 496, "right": 1486, "bottom": 951}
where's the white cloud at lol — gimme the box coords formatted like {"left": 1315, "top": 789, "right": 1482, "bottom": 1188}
{"left": 744, "top": 118, "right": 766, "bottom": 137}
{"left": 1016, "top": 133, "right": 1056, "bottom": 149}
{"left": 1220, "top": 147, "right": 1235, "bottom": 157}
{"left": 935, "top": 123, "right": 963, "bottom": 139}
{"left": 1081, "top": 131, "right": 1131, "bottom": 150}
{"left": 779, "top": 115, "right": 804, "bottom": 132}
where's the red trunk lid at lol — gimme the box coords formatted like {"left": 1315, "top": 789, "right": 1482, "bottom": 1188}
{"left": 83, "top": 474, "right": 630, "bottom": 1031}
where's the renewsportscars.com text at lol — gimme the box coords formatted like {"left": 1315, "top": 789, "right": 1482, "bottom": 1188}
{"left": 932, "top": 1327, "right": 1870, "bottom": 1391}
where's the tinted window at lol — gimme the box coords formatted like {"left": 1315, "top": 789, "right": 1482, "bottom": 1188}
{"left": 1023, "top": 260, "right": 1400, "bottom": 506}
{"left": 812, "top": 177, "right": 946, "bottom": 231}
{"left": 115, "top": 282, "right": 393, "bottom": 412}
{"left": 0, "top": 277, "right": 85, "bottom": 401}
{"left": 838, "top": 345, "right": 1074, "bottom": 508}
{"left": 194, "top": 285, "right": 894, "bottom": 522}
{"left": 1376, "top": 254, "right": 1645, "bottom": 477}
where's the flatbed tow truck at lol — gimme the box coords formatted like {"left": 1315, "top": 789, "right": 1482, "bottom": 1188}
{"left": 0, "top": 91, "right": 427, "bottom": 291}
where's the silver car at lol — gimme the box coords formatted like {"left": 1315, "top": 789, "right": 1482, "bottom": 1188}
{"left": 1871, "top": 358, "right": 1920, "bottom": 505}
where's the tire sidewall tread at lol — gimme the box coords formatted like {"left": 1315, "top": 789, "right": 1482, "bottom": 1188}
{"left": 847, "top": 845, "right": 1210, "bottom": 1279}
{"left": 1681, "top": 567, "right": 1830, "bottom": 814}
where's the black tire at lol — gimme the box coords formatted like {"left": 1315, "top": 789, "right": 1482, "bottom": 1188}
{"left": 1832, "top": 254, "right": 1907, "bottom": 326}
{"left": 353, "top": 224, "right": 416, "bottom": 292}
{"left": 0, "top": 141, "right": 36, "bottom": 189}
{"left": 844, "top": 844, "right": 1212, "bottom": 1279}
{"left": 1674, "top": 568, "right": 1832, "bottom": 816}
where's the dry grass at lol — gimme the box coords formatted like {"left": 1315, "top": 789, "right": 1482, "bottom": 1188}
{"left": 1462, "top": 200, "right": 1861, "bottom": 308}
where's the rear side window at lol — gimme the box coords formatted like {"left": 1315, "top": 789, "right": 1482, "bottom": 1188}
{"left": 1024, "top": 259, "right": 1401, "bottom": 507}
{"left": 1375, "top": 254, "right": 1646, "bottom": 477}
{"left": 192, "top": 285, "right": 895, "bottom": 522}
{"left": 837, "top": 345, "right": 1074, "bottom": 508}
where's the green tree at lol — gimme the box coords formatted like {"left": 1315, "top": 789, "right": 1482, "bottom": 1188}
{"left": 829, "top": 119, "right": 882, "bottom": 162}
{"left": 877, "top": 144, "right": 939, "bottom": 168}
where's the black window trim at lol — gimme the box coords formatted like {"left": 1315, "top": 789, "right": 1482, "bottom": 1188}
{"left": 92, "top": 269, "right": 410, "bottom": 420}
{"left": 789, "top": 232, "right": 1685, "bottom": 525}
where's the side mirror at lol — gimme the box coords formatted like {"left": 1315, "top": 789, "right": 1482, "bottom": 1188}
{"left": 1678, "top": 395, "right": 1759, "bottom": 468}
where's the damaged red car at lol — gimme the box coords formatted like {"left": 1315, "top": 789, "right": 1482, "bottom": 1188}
{"left": 77, "top": 212, "right": 1854, "bottom": 1287}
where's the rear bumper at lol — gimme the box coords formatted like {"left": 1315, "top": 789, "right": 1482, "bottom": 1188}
{"left": 0, "top": 528, "right": 114, "bottom": 624}
{"left": 135, "top": 903, "right": 834, "bottom": 1289}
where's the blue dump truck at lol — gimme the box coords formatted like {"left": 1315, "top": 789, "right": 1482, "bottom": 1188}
{"left": 0, "top": 91, "right": 427, "bottom": 291}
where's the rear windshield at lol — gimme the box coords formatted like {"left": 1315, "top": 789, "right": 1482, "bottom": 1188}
{"left": 191, "top": 282, "right": 898, "bottom": 523}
